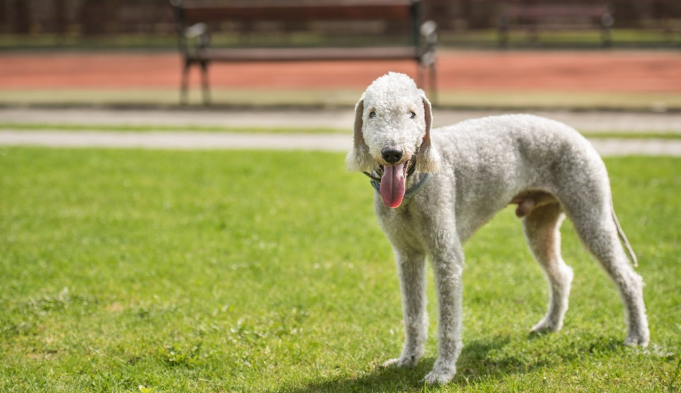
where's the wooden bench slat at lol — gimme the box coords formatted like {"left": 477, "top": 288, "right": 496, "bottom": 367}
{"left": 182, "top": 1, "right": 414, "bottom": 23}
{"left": 186, "top": 47, "right": 422, "bottom": 62}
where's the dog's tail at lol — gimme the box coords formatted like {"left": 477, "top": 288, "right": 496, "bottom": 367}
{"left": 612, "top": 202, "right": 638, "bottom": 267}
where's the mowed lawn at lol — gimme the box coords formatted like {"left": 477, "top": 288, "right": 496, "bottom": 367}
{"left": 0, "top": 147, "right": 679, "bottom": 392}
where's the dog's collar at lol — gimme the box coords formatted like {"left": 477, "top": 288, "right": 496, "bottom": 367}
{"left": 363, "top": 165, "right": 432, "bottom": 200}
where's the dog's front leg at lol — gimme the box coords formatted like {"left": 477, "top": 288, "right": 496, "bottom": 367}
{"left": 425, "top": 235, "right": 464, "bottom": 385}
{"left": 383, "top": 248, "right": 428, "bottom": 368}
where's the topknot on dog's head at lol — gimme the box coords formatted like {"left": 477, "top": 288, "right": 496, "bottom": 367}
{"left": 363, "top": 72, "right": 420, "bottom": 108}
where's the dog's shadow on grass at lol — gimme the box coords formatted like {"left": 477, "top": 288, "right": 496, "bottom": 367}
{"left": 274, "top": 334, "right": 623, "bottom": 392}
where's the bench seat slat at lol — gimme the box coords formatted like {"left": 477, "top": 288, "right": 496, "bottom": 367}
{"left": 186, "top": 47, "right": 422, "bottom": 62}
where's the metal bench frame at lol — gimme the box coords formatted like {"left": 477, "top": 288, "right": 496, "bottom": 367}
{"left": 170, "top": 0, "right": 438, "bottom": 105}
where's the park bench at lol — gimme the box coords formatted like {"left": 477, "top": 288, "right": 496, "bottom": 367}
{"left": 170, "top": 0, "right": 438, "bottom": 105}
{"left": 498, "top": 4, "right": 614, "bottom": 47}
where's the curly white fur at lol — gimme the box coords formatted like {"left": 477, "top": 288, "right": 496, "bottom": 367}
{"left": 348, "top": 72, "right": 649, "bottom": 385}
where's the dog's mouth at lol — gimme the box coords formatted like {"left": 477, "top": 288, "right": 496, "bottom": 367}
{"left": 368, "top": 157, "right": 415, "bottom": 208}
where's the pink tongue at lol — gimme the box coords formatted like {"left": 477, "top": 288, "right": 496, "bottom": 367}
{"left": 380, "top": 163, "right": 406, "bottom": 208}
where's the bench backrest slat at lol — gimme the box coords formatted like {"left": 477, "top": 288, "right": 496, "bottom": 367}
{"left": 178, "top": 1, "right": 416, "bottom": 24}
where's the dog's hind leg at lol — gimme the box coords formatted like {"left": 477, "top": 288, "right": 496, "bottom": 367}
{"left": 383, "top": 248, "right": 428, "bottom": 368}
{"left": 522, "top": 202, "right": 574, "bottom": 333}
{"left": 567, "top": 201, "right": 650, "bottom": 346}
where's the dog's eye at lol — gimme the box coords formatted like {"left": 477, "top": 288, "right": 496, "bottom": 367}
{"left": 369, "top": 111, "right": 376, "bottom": 119}
{"left": 409, "top": 111, "right": 416, "bottom": 119}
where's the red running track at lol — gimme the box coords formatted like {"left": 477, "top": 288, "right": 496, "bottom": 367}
{"left": 1, "top": 50, "right": 680, "bottom": 92}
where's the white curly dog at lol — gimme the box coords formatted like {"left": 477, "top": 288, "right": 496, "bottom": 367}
{"left": 346, "top": 72, "right": 649, "bottom": 384}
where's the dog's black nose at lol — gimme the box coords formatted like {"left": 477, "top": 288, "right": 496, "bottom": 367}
{"left": 381, "top": 147, "right": 403, "bottom": 164}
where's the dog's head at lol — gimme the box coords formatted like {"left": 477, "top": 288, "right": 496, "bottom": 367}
{"left": 346, "top": 72, "right": 441, "bottom": 208}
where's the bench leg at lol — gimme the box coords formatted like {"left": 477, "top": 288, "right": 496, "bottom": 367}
{"left": 498, "top": 16, "right": 509, "bottom": 48}
{"left": 200, "top": 60, "right": 211, "bottom": 106}
{"left": 498, "top": 29, "right": 508, "bottom": 48}
{"left": 181, "top": 59, "right": 191, "bottom": 106}
{"left": 528, "top": 25, "right": 538, "bottom": 43}
{"left": 601, "top": 26, "right": 612, "bottom": 48}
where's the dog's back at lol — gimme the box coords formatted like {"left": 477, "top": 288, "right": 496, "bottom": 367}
{"left": 428, "top": 114, "right": 604, "bottom": 238}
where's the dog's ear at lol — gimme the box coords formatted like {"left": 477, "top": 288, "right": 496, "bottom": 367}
{"left": 416, "top": 91, "right": 442, "bottom": 173}
{"left": 345, "top": 94, "right": 374, "bottom": 172}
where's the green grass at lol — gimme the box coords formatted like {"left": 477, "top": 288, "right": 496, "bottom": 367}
{"left": 437, "top": 28, "right": 681, "bottom": 47}
{"left": 1, "top": 148, "right": 680, "bottom": 392}
{"left": 0, "top": 32, "right": 414, "bottom": 51}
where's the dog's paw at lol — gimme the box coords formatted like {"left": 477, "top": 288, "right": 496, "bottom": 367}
{"left": 624, "top": 331, "right": 650, "bottom": 347}
{"left": 382, "top": 354, "right": 420, "bottom": 368}
{"left": 530, "top": 318, "right": 561, "bottom": 334}
{"left": 423, "top": 362, "right": 456, "bottom": 385}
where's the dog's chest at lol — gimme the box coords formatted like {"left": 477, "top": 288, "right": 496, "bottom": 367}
{"left": 375, "top": 197, "right": 430, "bottom": 250}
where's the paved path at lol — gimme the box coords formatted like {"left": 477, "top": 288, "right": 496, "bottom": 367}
{"left": 1, "top": 131, "right": 679, "bottom": 157}
{"left": 2, "top": 107, "right": 681, "bottom": 132}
